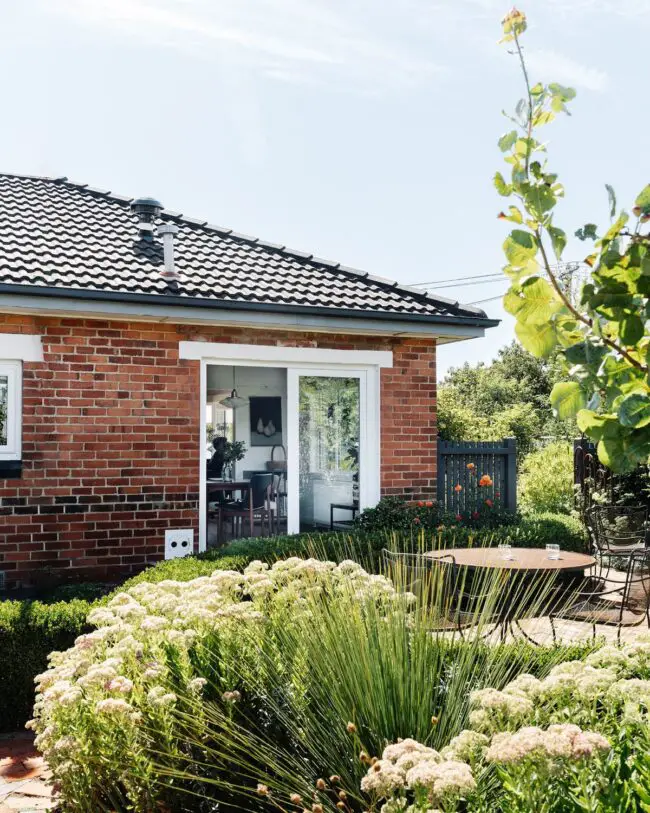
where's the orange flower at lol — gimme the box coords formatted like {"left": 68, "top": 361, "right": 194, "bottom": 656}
{"left": 485, "top": 498, "right": 494, "bottom": 508}
{"left": 417, "top": 501, "right": 424, "bottom": 507}
{"left": 479, "top": 475, "right": 493, "bottom": 487}
{"left": 425, "top": 500, "right": 433, "bottom": 508}
{"left": 454, "top": 484, "right": 463, "bottom": 493}
{"left": 466, "top": 463, "right": 476, "bottom": 471}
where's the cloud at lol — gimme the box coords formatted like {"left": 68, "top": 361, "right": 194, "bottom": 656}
{"left": 525, "top": 49, "right": 610, "bottom": 92}
{"left": 50, "top": 0, "right": 446, "bottom": 92}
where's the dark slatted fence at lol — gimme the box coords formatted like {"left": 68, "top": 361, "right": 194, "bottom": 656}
{"left": 437, "top": 438, "right": 517, "bottom": 513}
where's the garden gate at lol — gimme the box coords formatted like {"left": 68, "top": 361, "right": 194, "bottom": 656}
{"left": 437, "top": 438, "right": 517, "bottom": 514}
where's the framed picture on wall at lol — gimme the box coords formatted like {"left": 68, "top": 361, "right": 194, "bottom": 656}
{"left": 249, "top": 396, "right": 283, "bottom": 447}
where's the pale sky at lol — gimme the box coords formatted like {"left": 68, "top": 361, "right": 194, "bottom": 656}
{"left": 1, "top": 0, "right": 647, "bottom": 377}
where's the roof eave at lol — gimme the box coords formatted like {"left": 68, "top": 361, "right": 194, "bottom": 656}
{"left": 0, "top": 283, "right": 500, "bottom": 329}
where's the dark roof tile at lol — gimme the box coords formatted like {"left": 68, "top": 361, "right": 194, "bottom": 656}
{"left": 0, "top": 173, "right": 491, "bottom": 322}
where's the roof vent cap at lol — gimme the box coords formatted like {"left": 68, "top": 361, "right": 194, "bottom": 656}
{"left": 157, "top": 222, "right": 180, "bottom": 280}
{"left": 131, "top": 197, "right": 163, "bottom": 241}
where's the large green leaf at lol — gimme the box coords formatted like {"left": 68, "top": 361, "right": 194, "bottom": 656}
{"left": 548, "top": 226, "right": 566, "bottom": 259}
{"left": 504, "top": 279, "right": 559, "bottom": 323}
{"left": 498, "top": 130, "right": 518, "bottom": 152}
{"left": 577, "top": 409, "right": 612, "bottom": 438}
{"left": 564, "top": 341, "right": 606, "bottom": 368}
{"left": 515, "top": 320, "right": 557, "bottom": 358}
{"left": 550, "top": 381, "right": 586, "bottom": 419}
{"left": 618, "top": 392, "right": 650, "bottom": 429}
{"left": 523, "top": 184, "right": 557, "bottom": 216}
{"left": 503, "top": 230, "right": 537, "bottom": 267}
{"left": 494, "top": 172, "right": 512, "bottom": 197}
{"left": 517, "top": 277, "right": 563, "bottom": 324}
{"left": 619, "top": 315, "right": 644, "bottom": 346}
{"left": 635, "top": 184, "right": 650, "bottom": 213}
{"left": 597, "top": 430, "right": 650, "bottom": 473}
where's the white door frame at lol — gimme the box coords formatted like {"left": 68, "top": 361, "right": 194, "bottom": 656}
{"left": 185, "top": 342, "right": 392, "bottom": 552}
{"left": 287, "top": 367, "right": 379, "bottom": 535}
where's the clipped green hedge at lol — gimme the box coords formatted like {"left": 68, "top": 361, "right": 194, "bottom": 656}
{"left": 193, "top": 513, "right": 588, "bottom": 566}
{"left": 0, "top": 599, "right": 90, "bottom": 732}
{"left": 435, "top": 512, "right": 588, "bottom": 554}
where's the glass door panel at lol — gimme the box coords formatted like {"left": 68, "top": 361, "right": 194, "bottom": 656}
{"left": 296, "top": 375, "right": 360, "bottom": 532}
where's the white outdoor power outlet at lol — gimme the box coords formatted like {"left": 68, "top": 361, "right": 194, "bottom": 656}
{"left": 164, "top": 529, "right": 194, "bottom": 560}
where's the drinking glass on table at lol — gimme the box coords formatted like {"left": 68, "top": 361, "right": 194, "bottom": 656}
{"left": 546, "top": 544, "right": 560, "bottom": 560}
{"left": 499, "top": 543, "right": 513, "bottom": 560}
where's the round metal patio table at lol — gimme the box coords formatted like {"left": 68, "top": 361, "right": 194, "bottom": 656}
{"left": 425, "top": 547, "right": 597, "bottom": 643}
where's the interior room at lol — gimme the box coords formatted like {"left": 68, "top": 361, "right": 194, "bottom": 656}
{"left": 204, "top": 365, "right": 360, "bottom": 547}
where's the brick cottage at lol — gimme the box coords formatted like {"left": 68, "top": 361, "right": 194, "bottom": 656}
{"left": 0, "top": 174, "right": 497, "bottom": 589}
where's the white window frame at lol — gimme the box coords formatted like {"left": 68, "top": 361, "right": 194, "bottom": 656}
{"left": 0, "top": 361, "right": 22, "bottom": 461}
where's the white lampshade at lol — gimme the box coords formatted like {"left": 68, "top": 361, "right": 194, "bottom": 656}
{"left": 219, "top": 388, "right": 248, "bottom": 409}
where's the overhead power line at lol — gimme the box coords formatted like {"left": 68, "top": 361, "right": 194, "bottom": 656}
{"left": 409, "top": 272, "right": 502, "bottom": 287}
{"left": 423, "top": 277, "right": 508, "bottom": 291}
{"left": 469, "top": 293, "right": 508, "bottom": 305}
{"left": 409, "top": 261, "right": 584, "bottom": 291}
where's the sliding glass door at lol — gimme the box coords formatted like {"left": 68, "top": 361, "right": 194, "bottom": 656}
{"left": 287, "top": 369, "right": 372, "bottom": 534}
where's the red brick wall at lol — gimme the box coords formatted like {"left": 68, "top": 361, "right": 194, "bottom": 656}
{"left": 0, "top": 316, "right": 436, "bottom": 587}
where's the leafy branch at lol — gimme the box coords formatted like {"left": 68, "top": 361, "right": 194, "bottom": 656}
{"left": 497, "top": 8, "right": 650, "bottom": 472}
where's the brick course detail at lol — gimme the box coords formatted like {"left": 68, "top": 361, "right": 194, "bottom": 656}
{"left": 0, "top": 315, "right": 436, "bottom": 587}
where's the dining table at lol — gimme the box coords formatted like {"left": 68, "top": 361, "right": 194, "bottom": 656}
{"left": 206, "top": 478, "right": 252, "bottom": 546}
{"left": 425, "top": 547, "right": 597, "bottom": 643}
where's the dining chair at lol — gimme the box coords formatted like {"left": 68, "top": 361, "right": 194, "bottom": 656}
{"left": 587, "top": 505, "right": 648, "bottom": 585}
{"left": 381, "top": 549, "right": 500, "bottom": 637}
{"left": 550, "top": 548, "right": 650, "bottom": 644}
{"left": 221, "top": 472, "right": 275, "bottom": 540}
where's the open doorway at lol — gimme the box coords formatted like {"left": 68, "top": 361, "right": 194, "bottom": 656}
{"left": 205, "top": 365, "right": 287, "bottom": 547}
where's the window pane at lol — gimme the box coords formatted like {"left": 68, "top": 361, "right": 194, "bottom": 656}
{"left": 0, "top": 375, "right": 8, "bottom": 446}
{"left": 298, "top": 376, "right": 360, "bottom": 531}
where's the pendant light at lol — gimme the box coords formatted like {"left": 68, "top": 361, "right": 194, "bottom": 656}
{"left": 219, "top": 367, "right": 249, "bottom": 409}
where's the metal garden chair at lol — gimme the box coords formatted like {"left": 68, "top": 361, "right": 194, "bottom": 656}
{"left": 550, "top": 547, "right": 650, "bottom": 644}
{"left": 381, "top": 549, "right": 501, "bottom": 638}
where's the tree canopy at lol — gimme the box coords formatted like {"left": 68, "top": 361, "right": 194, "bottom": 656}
{"left": 437, "top": 342, "right": 573, "bottom": 457}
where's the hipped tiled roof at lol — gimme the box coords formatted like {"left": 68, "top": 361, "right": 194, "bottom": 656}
{"left": 0, "top": 173, "right": 493, "bottom": 324}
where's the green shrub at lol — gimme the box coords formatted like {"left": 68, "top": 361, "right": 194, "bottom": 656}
{"left": 435, "top": 512, "right": 588, "bottom": 554}
{"left": 117, "top": 554, "right": 250, "bottom": 593}
{"left": 0, "top": 599, "right": 90, "bottom": 733}
{"left": 519, "top": 441, "right": 574, "bottom": 515}
{"left": 355, "top": 495, "right": 519, "bottom": 533}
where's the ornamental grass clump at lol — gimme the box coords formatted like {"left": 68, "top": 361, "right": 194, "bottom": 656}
{"left": 32, "top": 557, "right": 407, "bottom": 811}
{"left": 34, "top": 549, "right": 566, "bottom": 811}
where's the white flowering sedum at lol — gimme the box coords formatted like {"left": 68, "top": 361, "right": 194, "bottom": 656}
{"left": 31, "top": 557, "right": 406, "bottom": 809}
{"left": 485, "top": 724, "right": 610, "bottom": 765}
{"left": 361, "top": 631, "right": 650, "bottom": 812}
{"left": 361, "top": 737, "right": 475, "bottom": 808}
{"left": 468, "top": 633, "right": 650, "bottom": 735}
